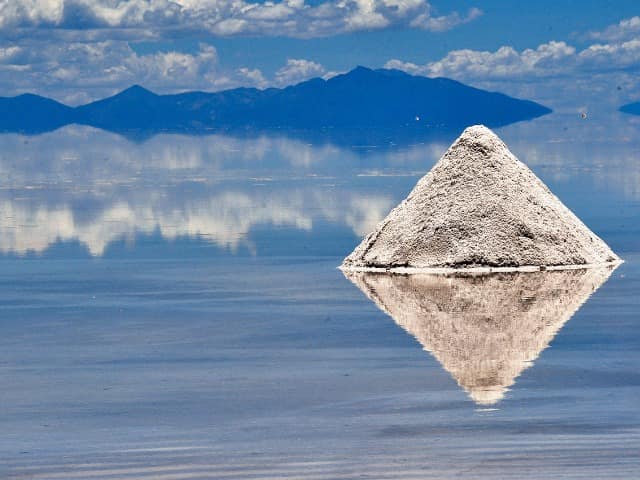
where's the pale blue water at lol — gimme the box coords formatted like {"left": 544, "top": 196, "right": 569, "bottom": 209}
{"left": 1, "top": 113, "right": 639, "bottom": 479}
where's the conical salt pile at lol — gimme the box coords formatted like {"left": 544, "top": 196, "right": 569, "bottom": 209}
{"left": 344, "top": 266, "right": 615, "bottom": 405}
{"left": 342, "top": 125, "right": 620, "bottom": 271}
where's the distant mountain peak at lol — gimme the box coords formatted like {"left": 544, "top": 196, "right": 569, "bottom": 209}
{"left": 117, "top": 84, "right": 156, "bottom": 98}
{"left": 334, "top": 66, "right": 416, "bottom": 83}
{"left": 326, "top": 66, "right": 381, "bottom": 84}
{"left": 346, "top": 65, "right": 377, "bottom": 77}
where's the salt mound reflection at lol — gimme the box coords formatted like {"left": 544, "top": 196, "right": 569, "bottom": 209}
{"left": 344, "top": 267, "right": 616, "bottom": 405}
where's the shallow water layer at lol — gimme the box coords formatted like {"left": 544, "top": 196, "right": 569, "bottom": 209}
{"left": 1, "top": 113, "right": 639, "bottom": 479}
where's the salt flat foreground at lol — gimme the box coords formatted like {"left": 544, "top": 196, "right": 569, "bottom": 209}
{"left": 1, "top": 115, "right": 638, "bottom": 479}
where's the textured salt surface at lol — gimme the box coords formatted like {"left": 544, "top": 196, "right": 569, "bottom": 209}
{"left": 344, "top": 266, "right": 616, "bottom": 405}
{"left": 342, "top": 125, "right": 620, "bottom": 271}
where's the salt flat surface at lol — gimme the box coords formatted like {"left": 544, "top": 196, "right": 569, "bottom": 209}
{"left": 0, "top": 114, "right": 639, "bottom": 479}
{"left": 1, "top": 256, "right": 638, "bottom": 479}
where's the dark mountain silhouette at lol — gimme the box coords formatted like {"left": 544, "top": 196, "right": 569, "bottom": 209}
{"left": 0, "top": 94, "right": 74, "bottom": 133}
{"left": 75, "top": 85, "right": 166, "bottom": 130}
{"left": 619, "top": 101, "right": 640, "bottom": 116}
{"left": 0, "top": 67, "right": 551, "bottom": 138}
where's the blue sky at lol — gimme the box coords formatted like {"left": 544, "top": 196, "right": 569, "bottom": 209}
{"left": 2, "top": 0, "right": 640, "bottom": 110}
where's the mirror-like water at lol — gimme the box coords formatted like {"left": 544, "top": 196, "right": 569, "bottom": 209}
{"left": 1, "top": 113, "right": 639, "bottom": 479}
{"left": 344, "top": 267, "right": 617, "bottom": 405}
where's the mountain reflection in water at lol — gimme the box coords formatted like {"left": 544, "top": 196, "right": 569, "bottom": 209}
{"left": 344, "top": 267, "right": 616, "bottom": 405}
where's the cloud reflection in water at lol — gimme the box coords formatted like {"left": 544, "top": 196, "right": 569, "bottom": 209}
{"left": 0, "top": 126, "right": 411, "bottom": 256}
{"left": 0, "top": 114, "right": 637, "bottom": 256}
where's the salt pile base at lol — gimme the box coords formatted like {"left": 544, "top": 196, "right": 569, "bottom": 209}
{"left": 341, "top": 125, "right": 621, "bottom": 272}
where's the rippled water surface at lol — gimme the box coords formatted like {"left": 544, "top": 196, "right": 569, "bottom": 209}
{"left": 1, "top": 114, "right": 639, "bottom": 479}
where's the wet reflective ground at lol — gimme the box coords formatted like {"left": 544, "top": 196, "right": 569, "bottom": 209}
{"left": 1, "top": 114, "right": 639, "bottom": 478}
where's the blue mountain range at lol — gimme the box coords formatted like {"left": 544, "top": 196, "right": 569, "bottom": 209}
{"left": 0, "top": 66, "right": 551, "bottom": 137}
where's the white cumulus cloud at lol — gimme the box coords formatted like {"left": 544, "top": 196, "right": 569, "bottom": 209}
{"left": 0, "top": 34, "right": 335, "bottom": 103}
{"left": 275, "top": 58, "right": 326, "bottom": 86}
{"left": 588, "top": 16, "right": 640, "bottom": 42}
{"left": 386, "top": 41, "right": 577, "bottom": 80}
{"left": 0, "top": 0, "right": 483, "bottom": 100}
{"left": 0, "top": 40, "right": 270, "bottom": 103}
{"left": 0, "top": 0, "right": 482, "bottom": 39}
{"left": 384, "top": 17, "right": 640, "bottom": 110}
{"left": 410, "top": 6, "right": 482, "bottom": 32}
